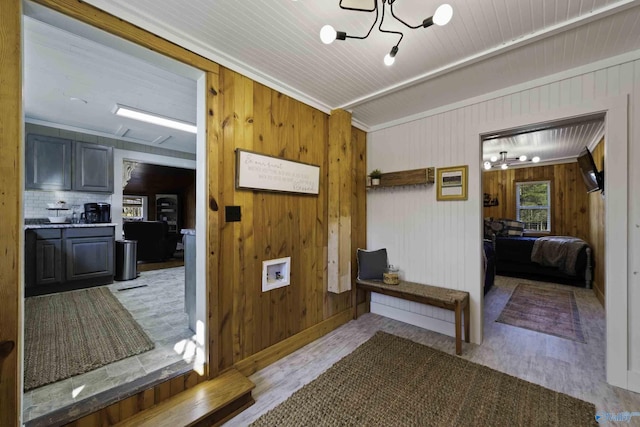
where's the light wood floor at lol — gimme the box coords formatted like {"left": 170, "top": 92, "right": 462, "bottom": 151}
{"left": 225, "top": 275, "right": 640, "bottom": 425}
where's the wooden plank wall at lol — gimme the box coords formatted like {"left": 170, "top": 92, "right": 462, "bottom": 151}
{"left": 0, "top": 0, "right": 23, "bottom": 425}
{"left": 588, "top": 138, "right": 606, "bottom": 306}
{"left": 482, "top": 162, "right": 590, "bottom": 240}
{"left": 218, "top": 68, "right": 365, "bottom": 370}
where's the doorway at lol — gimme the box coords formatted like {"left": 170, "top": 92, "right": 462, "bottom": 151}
{"left": 21, "top": 2, "right": 209, "bottom": 423}
{"left": 475, "top": 96, "right": 630, "bottom": 390}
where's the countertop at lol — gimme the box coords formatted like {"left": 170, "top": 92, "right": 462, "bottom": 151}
{"left": 25, "top": 223, "right": 117, "bottom": 230}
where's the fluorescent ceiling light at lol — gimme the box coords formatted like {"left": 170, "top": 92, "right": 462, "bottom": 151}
{"left": 114, "top": 104, "right": 197, "bottom": 134}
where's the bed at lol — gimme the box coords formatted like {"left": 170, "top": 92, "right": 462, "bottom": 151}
{"left": 494, "top": 235, "right": 592, "bottom": 288}
{"left": 484, "top": 217, "right": 593, "bottom": 288}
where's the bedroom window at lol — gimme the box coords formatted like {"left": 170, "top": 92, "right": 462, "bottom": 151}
{"left": 516, "top": 181, "right": 551, "bottom": 232}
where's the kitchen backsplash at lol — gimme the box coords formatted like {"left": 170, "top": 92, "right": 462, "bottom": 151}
{"left": 24, "top": 190, "right": 112, "bottom": 219}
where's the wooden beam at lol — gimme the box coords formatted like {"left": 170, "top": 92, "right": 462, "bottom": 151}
{"left": 32, "top": 0, "right": 219, "bottom": 74}
{"left": 0, "top": 0, "right": 23, "bottom": 424}
{"left": 327, "top": 109, "right": 353, "bottom": 294}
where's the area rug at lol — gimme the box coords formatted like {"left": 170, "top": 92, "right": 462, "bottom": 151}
{"left": 496, "top": 283, "right": 585, "bottom": 343}
{"left": 251, "top": 332, "right": 596, "bottom": 427}
{"left": 24, "top": 287, "right": 155, "bottom": 391}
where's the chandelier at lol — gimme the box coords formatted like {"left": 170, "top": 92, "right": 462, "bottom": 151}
{"left": 484, "top": 151, "right": 541, "bottom": 170}
{"left": 320, "top": 0, "right": 453, "bottom": 66}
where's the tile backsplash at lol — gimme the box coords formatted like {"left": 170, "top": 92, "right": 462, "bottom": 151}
{"left": 24, "top": 190, "right": 112, "bottom": 219}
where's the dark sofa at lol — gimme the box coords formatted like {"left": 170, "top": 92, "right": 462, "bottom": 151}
{"left": 123, "top": 220, "right": 178, "bottom": 262}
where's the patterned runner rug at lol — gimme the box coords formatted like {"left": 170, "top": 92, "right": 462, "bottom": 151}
{"left": 497, "top": 283, "right": 585, "bottom": 342}
{"left": 24, "top": 287, "right": 154, "bottom": 391}
{"left": 251, "top": 332, "right": 596, "bottom": 426}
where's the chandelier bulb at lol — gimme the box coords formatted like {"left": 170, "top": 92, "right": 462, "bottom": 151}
{"left": 490, "top": 155, "right": 498, "bottom": 162}
{"left": 320, "top": 25, "right": 337, "bottom": 44}
{"left": 484, "top": 162, "right": 492, "bottom": 170}
{"left": 384, "top": 45, "right": 399, "bottom": 66}
{"left": 532, "top": 156, "right": 541, "bottom": 163}
{"left": 433, "top": 4, "right": 453, "bottom": 26}
{"left": 501, "top": 163, "right": 508, "bottom": 170}
{"left": 519, "top": 155, "right": 527, "bottom": 161}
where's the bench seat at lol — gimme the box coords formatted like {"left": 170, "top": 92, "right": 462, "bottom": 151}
{"left": 355, "top": 279, "right": 470, "bottom": 355}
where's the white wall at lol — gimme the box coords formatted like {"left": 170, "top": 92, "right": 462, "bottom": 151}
{"left": 367, "top": 51, "right": 639, "bottom": 389}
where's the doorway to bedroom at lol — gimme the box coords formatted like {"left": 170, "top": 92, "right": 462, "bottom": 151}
{"left": 479, "top": 114, "right": 606, "bottom": 396}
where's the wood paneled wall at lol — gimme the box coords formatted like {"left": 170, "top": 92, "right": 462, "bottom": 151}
{"left": 218, "top": 68, "right": 366, "bottom": 369}
{"left": 588, "top": 138, "right": 605, "bottom": 306}
{"left": 482, "top": 162, "right": 590, "bottom": 240}
{"left": 0, "top": 1, "right": 23, "bottom": 425}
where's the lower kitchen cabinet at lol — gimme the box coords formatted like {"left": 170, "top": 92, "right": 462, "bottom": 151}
{"left": 25, "top": 226, "right": 115, "bottom": 296}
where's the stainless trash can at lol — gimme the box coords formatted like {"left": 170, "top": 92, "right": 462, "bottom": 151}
{"left": 115, "top": 240, "right": 137, "bottom": 281}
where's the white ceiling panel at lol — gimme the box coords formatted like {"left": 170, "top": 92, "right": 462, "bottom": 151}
{"left": 22, "top": 0, "right": 640, "bottom": 157}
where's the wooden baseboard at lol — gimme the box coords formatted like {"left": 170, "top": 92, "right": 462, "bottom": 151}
{"left": 356, "top": 301, "right": 369, "bottom": 317}
{"left": 592, "top": 281, "right": 605, "bottom": 307}
{"left": 234, "top": 309, "right": 353, "bottom": 377}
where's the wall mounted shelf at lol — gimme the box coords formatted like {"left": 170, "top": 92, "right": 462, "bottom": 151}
{"left": 367, "top": 167, "right": 434, "bottom": 189}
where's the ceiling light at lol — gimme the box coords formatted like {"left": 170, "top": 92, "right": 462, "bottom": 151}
{"left": 384, "top": 45, "right": 398, "bottom": 66}
{"left": 114, "top": 104, "right": 197, "bottom": 134}
{"left": 320, "top": 1, "right": 452, "bottom": 64}
{"left": 484, "top": 151, "right": 542, "bottom": 170}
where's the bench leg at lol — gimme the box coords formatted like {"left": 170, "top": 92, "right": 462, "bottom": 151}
{"left": 455, "top": 302, "right": 462, "bottom": 355}
{"left": 464, "top": 300, "right": 470, "bottom": 344}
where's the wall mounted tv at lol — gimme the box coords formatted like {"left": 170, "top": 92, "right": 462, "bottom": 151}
{"left": 577, "top": 146, "right": 604, "bottom": 193}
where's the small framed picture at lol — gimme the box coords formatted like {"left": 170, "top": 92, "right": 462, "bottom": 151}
{"left": 437, "top": 165, "right": 468, "bottom": 201}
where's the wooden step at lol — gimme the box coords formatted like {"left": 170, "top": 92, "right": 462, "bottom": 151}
{"left": 115, "top": 369, "right": 255, "bottom": 427}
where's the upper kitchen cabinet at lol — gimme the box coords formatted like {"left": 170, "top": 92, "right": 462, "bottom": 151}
{"left": 73, "top": 142, "right": 114, "bottom": 193}
{"left": 25, "top": 134, "right": 115, "bottom": 193}
{"left": 25, "top": 134, "right": 72, "bottom": 190}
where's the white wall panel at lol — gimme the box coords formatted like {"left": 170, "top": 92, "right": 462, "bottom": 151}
{"left": 367, "top": 56, "right": 639, "bottom": 373}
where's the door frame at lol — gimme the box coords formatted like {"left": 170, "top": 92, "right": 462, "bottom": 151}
{"left": 0, "top": 0, "right": 223, "bottom": 424}
{"left": 474, "top": 95, "right": 629, "bottom": 389}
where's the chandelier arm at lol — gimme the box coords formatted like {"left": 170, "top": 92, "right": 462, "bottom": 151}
{"left": 389, "top": 2, "right": 424, "bottom": 29}
{"left": 344, "top": 1, "right": 380, "bottom": 40}
{"left": 378, "top": 1, "right": 404, "bottom": 46}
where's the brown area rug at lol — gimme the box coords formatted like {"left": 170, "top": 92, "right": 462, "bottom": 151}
{"left": 497, "top": 283, "right": 585, "bottom": 343}
{"left": 251, "top": 332, "right": 596, "bottom": 427}
{"left": 24, "top": 287, "right": 154, "bottom": 391}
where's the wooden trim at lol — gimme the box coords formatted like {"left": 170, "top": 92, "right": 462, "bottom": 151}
{"left": 593, "top": 280, "right": 605, "bottom": 307}
{"left": 0, "top": 0, "right": 23, "bottom": 424}
{"left": 233, "top": 309, "right": 353, "bottom": 376}
{"left": 31, "top": 0, "right": 219, "bottom": 74}
{"left": 356, "top": 301, "right": 370, "bottom": 318}
{"left": 206, "top": 71, "right": 221, "bottom": 379}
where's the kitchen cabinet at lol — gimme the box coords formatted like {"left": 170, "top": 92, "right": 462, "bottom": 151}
{"left": 25, "top": 134, "right": 72, "bottom": 190}
{"left": 25, "top": 226, "right": 115, "bottom": 296}
{"left": 73, "top": 141, "right": 114, "bottom": 193}
{"left": 24, "top": 134, "right": 114, "bottom": 193}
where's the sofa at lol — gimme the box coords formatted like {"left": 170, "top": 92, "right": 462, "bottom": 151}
{"left": 123, "top": 220, "right": 178, "bottom": 262}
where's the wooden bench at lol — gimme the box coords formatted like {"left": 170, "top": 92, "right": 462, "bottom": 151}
{"left": 355, "top": 279, "right": 470, "bottom": 355}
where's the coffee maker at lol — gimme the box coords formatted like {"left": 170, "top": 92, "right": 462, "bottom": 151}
{"left": 83, "top": 203, "right": 111, "bottom": 223}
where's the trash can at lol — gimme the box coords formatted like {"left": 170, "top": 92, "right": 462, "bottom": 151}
{"left": 115, "top": 240, "right": 137, "bottom": 281}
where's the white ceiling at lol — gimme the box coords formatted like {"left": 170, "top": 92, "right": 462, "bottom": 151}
{"left": 23, "top": 0, "right": 640, "bottom": 157}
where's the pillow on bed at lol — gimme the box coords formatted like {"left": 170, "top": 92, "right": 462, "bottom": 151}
{"left": 501, "top": 219, "right": 524, "bottom": 237}
{"left": 357, "top": 248, "right": 388, "bottom": 280}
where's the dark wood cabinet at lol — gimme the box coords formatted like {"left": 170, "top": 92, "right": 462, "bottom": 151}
{"left": 25, "top": 134, "right": 114, "bottom": 194}
{"left": 25, "top": 134, "right": 72, "bottom": 191}
{"left": 73, "top": 142, "right": 114, "bottom": 193}
{"left": 25, "top": 226, "right": 115, "bottom": 296}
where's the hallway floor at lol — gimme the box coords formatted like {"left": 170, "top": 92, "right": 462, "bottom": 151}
{"left": 226, "top": 275, "right": 640, "bottom": 425}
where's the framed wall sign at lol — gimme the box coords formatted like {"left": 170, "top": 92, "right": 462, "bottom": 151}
{"left": 235, "top": 149, "right": 320, "bottom": 195}
{"left": 437, "top": 165, "right": 468, "bottom": 201}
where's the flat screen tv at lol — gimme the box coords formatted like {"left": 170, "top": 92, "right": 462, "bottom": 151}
{"left": 577, "top": 146, "right": 603, "bottom": 193}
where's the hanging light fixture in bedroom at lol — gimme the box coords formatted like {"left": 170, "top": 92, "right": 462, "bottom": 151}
{"left": 483, "top": 151, "right": 541, "bottom": 170}
{"left": 320, "top": 0, "right": 453, "bottom": 66}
